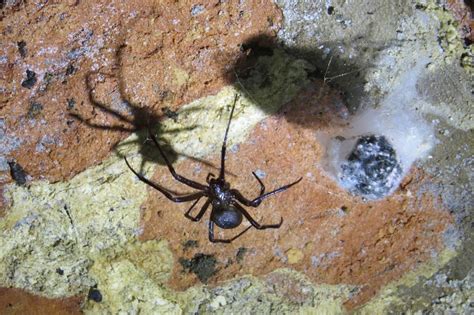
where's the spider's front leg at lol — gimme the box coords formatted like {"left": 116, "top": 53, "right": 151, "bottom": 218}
{"left": 252, "top": 171, "right": 265, "bottom": 196}
{"left": 231, "top": 177, "right": 302, "bottom": 207}
{"left": 125, "top": 157, "right": 204, "bottom": 202}
{"left": 148, "top": 129, "right": 208, "bottom": 191}
{"left": 206, "top": 172, "right": 216, "bottom": 184}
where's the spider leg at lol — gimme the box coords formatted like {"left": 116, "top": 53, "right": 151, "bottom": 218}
{"left": 208, "top": 220, "right": 252, "bottom": 243}
{"left": 231, "top": 177, "right": 302, "bottom": 207}
{"left": 206, "top": 172, "right": 216, "bottom": 183}
{"left": 218, "top": 94, "right": 238, "bottom": 180}
{"left": 125, "top": 157, "right": 204, "bottom": 202}
{"left": 148, "top": 129, "right": 208, "bottom": 191}
{"left": 185, "top": 198, "right": 211, "bottom": 222}
{"left": 234, "top": 202, "right": 283, "bottom": 229}
{"left": 252, "top": 171, "right": 265, "bottom": 196}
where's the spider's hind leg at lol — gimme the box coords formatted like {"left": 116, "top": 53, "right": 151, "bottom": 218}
{"left": 185, "top": 198, "right": 211, "bottom": 222}
{"left": 208, "top": 221, "right": 252, "bottom": 243}
{"left": 234, "top": 203, "right": 283, "bottom": 230}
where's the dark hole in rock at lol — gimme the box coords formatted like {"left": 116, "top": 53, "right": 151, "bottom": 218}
{"left": 21, "top": 70, "right": 37, "bottom": 89}
{"left": 65, "top": 64, "right": 76, "bottom": 76}
{"left": 67, "top": 98, "right": 76, "bottom": 110}
{"left": 162, "top": 107, "right": 178, "bottom": 122}
{"left": 88, "top": 287, "right": 102, "bottom": 303}
{"left": 183, "top": 239, "right": 199, "bottom": 250}
{"left": 17, "top": 40, "right": 27, "bottom": 58}
{"left": 27, "top": 102, "right": 43, "bottom": 118}
{"left": 8, "top": 161, "right": 27, "bottom": 186}
{"left": 236, "top": 247, "right": 248, "bottom": 263}
{"left": 179, "top": 253, "right": 217, "bottom": 283}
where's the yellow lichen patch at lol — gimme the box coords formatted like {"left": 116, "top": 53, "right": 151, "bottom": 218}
{"left": 286, "top": 248, "right": 305, "bottom": 264}
{"left": 124, "top": 240, "right": 174, "bottom": 284}
{"left": 177, "top": 268, "right": 356, "bottom": 314}
{"left": 171, "top": 66, "right": 190, "bottom": 88}
{"left": 461, "top": 45, "right": 473, "bottom": 75}
{"left": 0, "top": 135, "right": 154, "bottom": 297}
{"left": 84, "top": 240, "right": 179, "bottom": 314}
{"left": 422, "top": 1, "right": 473, "bottom": 73}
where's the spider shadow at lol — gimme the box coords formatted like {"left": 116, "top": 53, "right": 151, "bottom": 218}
{"left": 226, "top": 33, "right": 400, "bottom": 127}
{"left": 68, "top": 44, "right": 222, "bottom": 177}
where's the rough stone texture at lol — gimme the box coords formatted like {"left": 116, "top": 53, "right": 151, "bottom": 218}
{"left": 0, "top": 0, "right": 282, "bottom": 186}
{"left": 0, "top": 0, "right": 472, "bottom": 314}
{"left": 0, "top": 149, "right": 149, "bottom": 297}
{"left": 178, "top": 269, "right": 356, "bottom": 314}
{"left": 274, "top": 0, "right": 473, "bottom": 313}
{"left": 425, "top": 269, "right": 474, "bottom": 314}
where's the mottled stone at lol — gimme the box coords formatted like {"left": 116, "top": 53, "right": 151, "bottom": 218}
{"left": 0, "top": 0, "right": 282, "bottom": 184}
{"left": 0, "top": 0, "right": 470, "bottom": 313}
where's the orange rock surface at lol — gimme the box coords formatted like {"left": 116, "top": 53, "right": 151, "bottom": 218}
{"left": 0, "top": 287, "right": 82, "bottom": 315}
{"left": 0, "top": 0, "right": 281, "bottom": 184}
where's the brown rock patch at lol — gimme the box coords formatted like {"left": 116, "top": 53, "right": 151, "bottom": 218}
{"left": 0, "top": 0, "right": 282, "bottom": 189}
{"left": 0, "top": 287, "right": 82, "bottom": 315}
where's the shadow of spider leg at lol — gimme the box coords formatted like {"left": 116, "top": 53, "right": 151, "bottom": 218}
{"left": 69, "top": 72, "right": 143, "bottom": 132}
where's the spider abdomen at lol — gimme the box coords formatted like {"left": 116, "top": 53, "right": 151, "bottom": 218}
{"left": 211, "top": 205, "right": 243, "bottom": 229}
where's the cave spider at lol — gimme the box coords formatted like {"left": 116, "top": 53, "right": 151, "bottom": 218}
{"left": 125, "top": 95, "right": 302, "bottom": 243}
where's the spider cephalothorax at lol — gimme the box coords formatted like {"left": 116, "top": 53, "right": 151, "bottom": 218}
{"left": 125, "top": 95, "right": 302, "bottom": 243}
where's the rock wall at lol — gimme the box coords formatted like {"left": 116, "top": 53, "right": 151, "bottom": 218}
{"left": 0, "top": 0, "right": 472, "bottom": 313}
